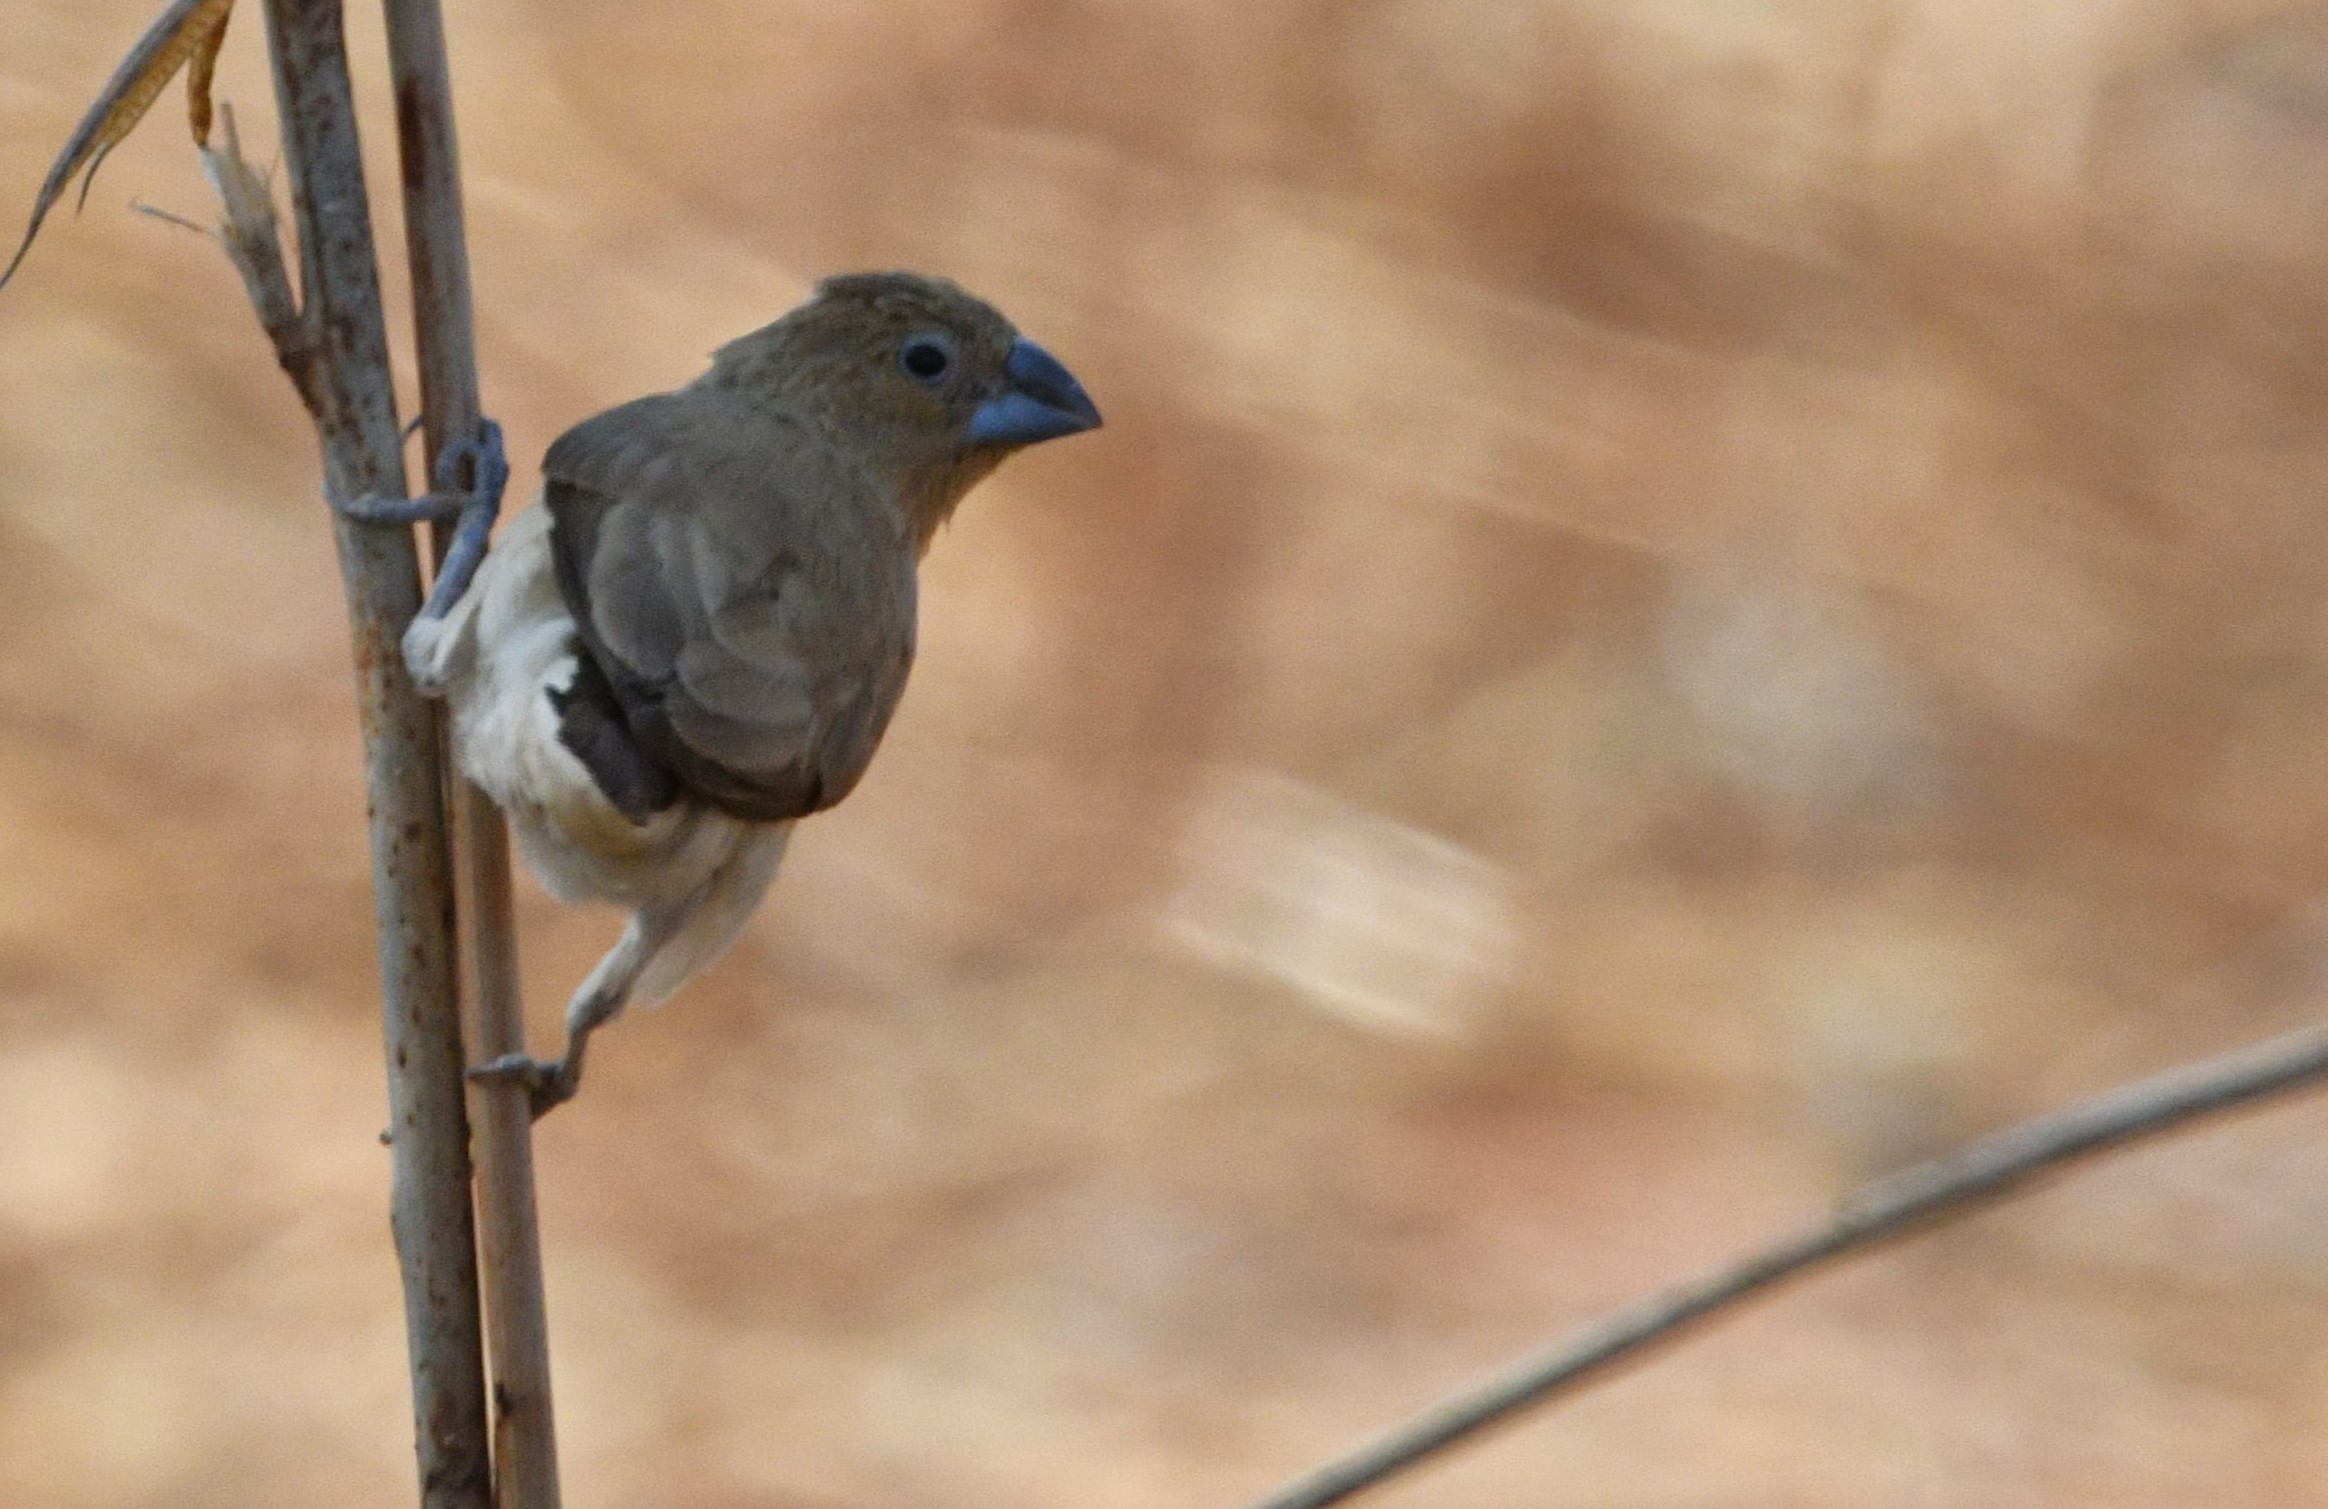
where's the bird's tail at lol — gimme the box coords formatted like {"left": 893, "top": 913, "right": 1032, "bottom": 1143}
{"left": 632, "top": 822, "right": 793, "bottom": 1008}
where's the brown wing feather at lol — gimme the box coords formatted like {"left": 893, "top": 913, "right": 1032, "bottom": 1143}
{"left": 543, "top": 391, "right": 918, "bottom": 823}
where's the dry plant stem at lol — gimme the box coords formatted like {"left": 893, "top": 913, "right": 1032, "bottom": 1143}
{"left": 1250, "top": 1022, "right": 2328, "bottom": 1509}
{"left": 380, "top": 2, "right": 562, "bottom": 1504}
{"left": 202, "top": 109, "right": 319, "bottom": 414}
{"left": 227, "top": 0, "right": 492, "bottom": 1503}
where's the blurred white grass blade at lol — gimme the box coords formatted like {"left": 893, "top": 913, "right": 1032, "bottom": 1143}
{"left": 1160, "top": 767, "right": 1518, "bottom": 1038}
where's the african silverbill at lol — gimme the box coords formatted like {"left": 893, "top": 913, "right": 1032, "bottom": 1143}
{"left": 389, "top": 272, "right": 1101, "bottom": 1115}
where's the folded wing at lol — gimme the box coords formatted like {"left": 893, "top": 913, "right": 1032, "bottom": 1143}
{"left": 544, "top": 391, "right": 916, "bottom": 822}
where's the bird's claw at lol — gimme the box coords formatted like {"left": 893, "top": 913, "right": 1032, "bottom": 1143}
{"left": 467, "top": 1050, "right": 578, "bottom": 1121}
{"left": 417, "top": 418, "right": 509, "bottom": 621}
{"left": 330, "top": 417, "right": 509, "bottom": 528}
{"left": 331, "top": 487, "right": 465, "bottom": 526}
{"left": 433, "top": 417, "right": 510, "bottom": 508}
{"left": 325, "top": 418, "right": 513, "bottom": 622}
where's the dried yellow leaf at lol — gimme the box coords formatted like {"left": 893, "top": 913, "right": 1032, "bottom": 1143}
{"left": 0, "top": 0, "right": 236, "bottom": 292}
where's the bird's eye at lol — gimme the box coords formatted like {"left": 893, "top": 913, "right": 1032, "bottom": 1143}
{"left": 899, "top": 335, "right": 953, "bottom": 383}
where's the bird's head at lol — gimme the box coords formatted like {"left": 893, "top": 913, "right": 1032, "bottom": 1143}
{"left": 706, "top": 271, "right": 1101, "bottom": 539}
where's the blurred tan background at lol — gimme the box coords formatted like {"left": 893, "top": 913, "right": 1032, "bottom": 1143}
{"left": 7, "top": 0, "right": 2328, "bottom": 1504}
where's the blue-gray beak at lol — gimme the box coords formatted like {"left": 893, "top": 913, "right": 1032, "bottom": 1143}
{"left": 964, "top": 337, "right": 1102, "bottom": 447}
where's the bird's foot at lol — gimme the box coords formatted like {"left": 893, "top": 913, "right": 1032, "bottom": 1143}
{"left": 418, "top": 419, "right": 509, "bottom": 620}
{"left": 467, "top": 1048, "right": 578, "bottom": 1121}
{"left": 332, "top": 418, "right": 510, "bottom": 620}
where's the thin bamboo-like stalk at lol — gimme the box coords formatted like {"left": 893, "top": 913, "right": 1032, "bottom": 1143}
{"left": 247, "top": 1, "right": 493, "bottom": 1503}
{"left": 379, "top": 3, "right": 562, "bottom": 1504}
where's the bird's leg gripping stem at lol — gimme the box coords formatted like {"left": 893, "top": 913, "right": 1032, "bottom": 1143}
{"left": 332, "top": 417, "right": 510, "bottom": 620}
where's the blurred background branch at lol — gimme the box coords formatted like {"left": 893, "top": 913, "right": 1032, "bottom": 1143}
{"left": 1250, "top": 1021, "right": 2328, "bottom": 1508}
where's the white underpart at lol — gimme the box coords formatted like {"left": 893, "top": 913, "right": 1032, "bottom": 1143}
{"left": 404, "top": 499, "right": 790, "bottom": 1022}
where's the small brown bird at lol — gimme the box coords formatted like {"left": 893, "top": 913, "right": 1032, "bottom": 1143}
{"left": 400, "top": 272, "right": 1100, "bottom": 1115}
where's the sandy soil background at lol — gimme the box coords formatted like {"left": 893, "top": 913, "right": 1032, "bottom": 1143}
{"left": 6, "top": 1, "right": 2328, "bottom": 1505}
